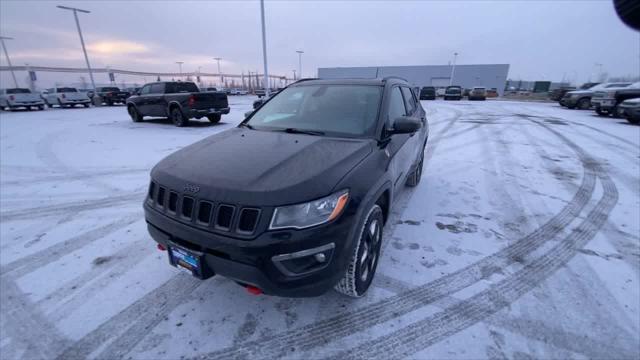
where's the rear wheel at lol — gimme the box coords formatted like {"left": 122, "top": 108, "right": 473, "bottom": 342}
{"left": 611, "top": 105, "right": 622, "bottom": 118}
{"left": 576, "top": 98, "right": 590, "bottom": 110}
{"left": 595, "top": 108, "right": 607, "bottom": 116}
{"left": 170, "top": 107, "right": 188, "bottom": 127}
{"left": 37, "top": 105, "right": 44, "bottom": 111}
{"left": 207, "top": 113, "right": 221, "bottom": 124}
{"left": 335, "top": 204, "right": 383, "bottom": 297}
{"left": 128, "top": 105, "right": 143, "bottom": 122}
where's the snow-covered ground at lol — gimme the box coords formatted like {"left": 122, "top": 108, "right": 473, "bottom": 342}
{"left": 1, "top": 97, "right": 638, "bottom": 359}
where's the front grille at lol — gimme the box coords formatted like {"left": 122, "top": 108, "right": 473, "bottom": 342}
{"left": 146, "top": 181, "right": 261, "bottom": 237}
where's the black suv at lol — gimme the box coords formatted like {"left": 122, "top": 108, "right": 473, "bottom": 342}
{"left": 419, "top": 86, "right": 436, "bottom": 100}
{"left": 444, "top": 86, "right": 462, "bottom": 100}
{"left": 144, "top": 78, "right": 428, "bottom": 298}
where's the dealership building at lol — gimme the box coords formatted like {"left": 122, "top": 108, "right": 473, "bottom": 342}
{"left": 318, "top": 64, "right": 510, "bottom": 95}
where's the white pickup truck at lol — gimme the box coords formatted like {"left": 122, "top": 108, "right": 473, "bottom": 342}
{"left": 43, "top": 87, "right": 91, "bottom": 108}
{"left": 0, "top": 88, "right": 45, "bottom": 111}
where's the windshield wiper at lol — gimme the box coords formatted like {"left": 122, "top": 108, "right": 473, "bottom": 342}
{"left": 239, "top": 123, "right": 254, "bottom": 129}
{"left": 278, "top": 128, "right": 325, "bottom": 136}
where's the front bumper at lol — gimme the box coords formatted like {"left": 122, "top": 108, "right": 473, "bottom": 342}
{"left": 144, "top": 201, "right": 357, "bottom": 297}
{"left": 592, "top": 98, "right": 614, "bottom": 111}
{"left": 61, "top": 99, "right": 90, "bottom": 105}
{"left": 187, "top": 107, "right": 231, "bottom": 118}
{"left": 8, "top": 100, "right": 44, "bottom": 107}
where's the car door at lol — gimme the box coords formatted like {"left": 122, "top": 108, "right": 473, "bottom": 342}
{"left": 135, "top": 84, "right": 153, "bottom": 115}
{"left": 384, "top": 86, "right": 415, "bottom": 191}
{"left": 148, "top": 83, "right": 166, "bottom": 116}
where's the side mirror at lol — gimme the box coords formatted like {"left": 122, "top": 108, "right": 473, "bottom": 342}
{"left": 244, "top": 111, "right": 254, "bottom": 119}
{"left": 253, "top": 99, "right": 264, "bottom": 109}
{"left": 390, "top": 116, "right": 421, "bottom": 135}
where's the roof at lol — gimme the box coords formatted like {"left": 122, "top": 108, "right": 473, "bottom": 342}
{"left": 289, "top": 78, "right": 408, "bottom": 87}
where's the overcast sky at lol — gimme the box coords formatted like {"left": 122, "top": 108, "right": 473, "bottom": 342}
{"left": 0, "top": 0, "right": 638, "bottom": 87}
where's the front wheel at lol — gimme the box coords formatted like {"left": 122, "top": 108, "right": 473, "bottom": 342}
{"left": 595, "top": 108, "right": 607, "bottom": 116}
{"left": 37, "top": 105, "right": 44, "bottom": 111}
{"left": 128, "top": 105, "right": 143, "bottom": 122}
{"left": 170, "top": 107, "right": 188, "bottom": 127}
{"left": 335, "top": 204, "right": 384, "bottom": 298}
{"left": 577, "top": 98, "right": 590, "bottom": 110}
{"left": 207, "top": 113, "right": 221, "bottom": 124}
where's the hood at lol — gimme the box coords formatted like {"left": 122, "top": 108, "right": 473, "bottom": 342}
{"left": 151, "top": 127, "right": 373, "bottom": 206}
{"left": 566, "top": 90, "right": 593, "bottom": 96}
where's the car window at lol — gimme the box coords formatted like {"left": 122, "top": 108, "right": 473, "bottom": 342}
{"left": 58, "top": 87, "right": 78, "bottom": 93}
{"left": 401, "top": 87, "right": 416, "bottom": 115}
{"left": 150, "top": 83, "right": 165, "bottom": 94}
{"left": 388, "top": 87, "right": 407, "bottom": 127}
{"left": 7, "top": 88, "right": 31, "bottom": 94}
{"left": 140, "top": 85, "right": 152, "bottom": 95}
{"left": 247, "top": 84, "right": 382, "bottom": 137}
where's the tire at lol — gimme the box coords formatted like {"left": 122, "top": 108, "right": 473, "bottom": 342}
{"left": 335, "top": 204, "right": 384, "bottom": 298}
{"left": 611, "top": 105, "right": 622, "bottom": 119}
{"left": 128, "top": 105, "right": 143, "bottom": 122}
{"left": 170, "top": 107, "right": 188, "bottom": 127}
{"left": 207, "top": 113, "right": 221, "bottom": 123}
{"left": 107, "top": 100, "right": 113, "bottom": 106}
{"left": 627, "top": 116, "right": 640, "bottom": 124}
{"left": 38, "top": 105, "right": 44, "bottom": 111}
{"left": 83, "top": 103, "right": 90, "bottom": 108}
{"left": 406, "top": 145, "right": 425, "bottom": 187}
{"left": 576, "top": 98, "right": 590, "bottom": 110}
{"left": 595, "top": 108, "right": 607, "bottom": 116}
{"left": 58, "top": 99, "right": 63, "bottom": 108}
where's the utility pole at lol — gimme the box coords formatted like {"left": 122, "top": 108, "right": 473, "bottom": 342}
{"left": 260, "top": 0, "right": 270, "bottom": 97}
{"left": 449, "top": 52, "right": 458, "bottom": 86}
{"left": 292, "top": 69, "right": 296, "bottom": 81}
{"left": 57, "top": 5, "right": 96, "bottom": 92}
{"left": 296, "top": 50, "right": 304, "bottom": 79}
{"left": 0, "top": 36, "right": 18, "bottom": 87}
{"left": 214, "top": 57, "right": 222, "bottom": 86}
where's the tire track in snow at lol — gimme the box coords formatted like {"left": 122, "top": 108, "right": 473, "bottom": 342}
{"left": 0, "top": 192, "right": 145, "bottom": 222}
{"left": 328, "top": 119, "right": 620, "bottom": 360}
{"left": 55, "top": 273, "right": 201, "bottom": 360}
{"left": 194, "top": 122, "right": 597, "bottom": 359}
{"left": 1, "top": 168, "right": 148, "bottom": 187}
{"left": 0, "top": 215, "right": 140, "bottom": 278}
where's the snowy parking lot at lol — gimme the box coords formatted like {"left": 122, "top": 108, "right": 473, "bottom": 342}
{"left": 1, "top": 97, "right": 639, "bottom": 359}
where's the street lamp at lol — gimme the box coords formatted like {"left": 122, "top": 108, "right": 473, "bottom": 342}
{"left": 449, "top": 52, "right": 458, "bottom": 86}
{"left": 57, "top": 5, "right": 96, "bottom": 91}
{"left": 296, "top": 50, "right": 304, "bottom": 79}
{"left": 213, "top": 57, "right": 222, "bottom": 85}
{"left": 260, "top": 0, "right": 270, "bottom": 97}
{"left": 0, "top": 36, "right": 18, "bottom": 87}
{"left": 175, "top": 61, "right": 184, "bottom": 79}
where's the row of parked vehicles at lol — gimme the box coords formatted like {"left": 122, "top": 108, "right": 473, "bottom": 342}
{"left": 418, "top": 86, "right": 497, "bottom": 101}
{"left": 554, "top": 82, "right": 640, "bottom": 124}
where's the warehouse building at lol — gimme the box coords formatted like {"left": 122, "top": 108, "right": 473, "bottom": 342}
{"left": 318, "top": 64, "right": 510, "bottom": 95}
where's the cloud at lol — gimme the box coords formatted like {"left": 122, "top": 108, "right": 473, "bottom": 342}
{"left": 86, "top": 40, "right": 149, "bottom": 56}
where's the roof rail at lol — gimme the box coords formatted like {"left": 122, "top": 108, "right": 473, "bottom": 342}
{"left": 382, "top": 76, "right": 408, "bottom": 82}
{"left": 291, "top": 78, "right": 318, "bottom": 84}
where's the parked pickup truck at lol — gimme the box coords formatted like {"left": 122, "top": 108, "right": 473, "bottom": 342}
{"left": 560, "top": 82, "right": 631, "bottom": 110}
{"left": 43, "top": 87, "right": 91, "bottom": 108}
{"left": 95, "top": 87, "right": 130, "bottom": 105}
{"left": 591, "top": 82, "right": 640, "bottom": 117}
{"left": 126, "top": 82, "right": 230, "bottom": 127}
{"left": 619, "top": 98, "right": 640, "bottom": 124}
{"left": 0, "top": 88, "right": 45, "bottom": 110}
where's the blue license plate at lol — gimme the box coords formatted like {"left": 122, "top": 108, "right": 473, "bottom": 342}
{"left": 169, "top": 246, "right": 201, "bottom": 277}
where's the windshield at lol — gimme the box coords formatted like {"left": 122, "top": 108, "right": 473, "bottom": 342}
{"left": 101, "top": 87, "right": 120, "bottom": 92}
{"left": 58, "top": 87, "right": 77, "bottom": 93}
{"left": 6, "top": 88, "right": 31, "bottom": 94}
{"left": 246, "top": 85, "right": 382, "bottom": 137}
{"left": 446, "top": 87, "right": 461, "bottom": 92}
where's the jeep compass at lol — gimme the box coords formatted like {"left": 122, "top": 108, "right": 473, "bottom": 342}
{"left": 144, "top": 77, "right": 428, "bottom": 297}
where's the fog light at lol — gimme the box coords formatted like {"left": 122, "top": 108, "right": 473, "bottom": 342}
{"left": 314, "top": 253, "right": 326, "bottom": 263}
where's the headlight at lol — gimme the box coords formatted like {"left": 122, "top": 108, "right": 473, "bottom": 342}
{"left": 570, "top": 93, "right": 580, "bottom": 98}
{"left": 270, "top": 190, "right": 349, "bottom": 230}
{"left": 606, "top": 91, "right": 617, "bottom": 97}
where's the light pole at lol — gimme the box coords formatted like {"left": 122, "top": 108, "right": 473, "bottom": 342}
{"left": 296, "top": 50, "right": 304, "bottom": 79}
{"left": 259, "top": 0, "right": 270, "bottom": 96}
{"left": 449, "top": 52, "right": 458, "bottom": 86}
{"left": 213, "top": 57, "right": 222, "bottom": 86}
{"left": 292, "top": 69, "right": 297, "bottom": 81}
{"left": 57, "top": 5, "right": 96, "bottom": 91}
{"left": 175, "top": 61, "right": 183, "bottom": 79}
{"left": 0, "top": 36, "right": 18, "bottom": 87}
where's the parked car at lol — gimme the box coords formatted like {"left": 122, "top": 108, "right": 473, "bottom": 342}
{"left": 123, "top": 87, "right": 141, "bottom": 98}
{"left": 618, "top": 98, "right": 640, "bottom": 124}
{"left": 419, "top": 86, "right": 436, "bottom": 100}
{"left": 43, "top": 87, "right": 91, "bottom": 108}
{"left": 144, "top": 77, "right": 428, "bottom": 298}
{"left": 95, "top": 87, "right": 130, "bottom": 105}
{"left": 550, "top": 87, "right": 576, "bottom": 101}
{"left": 0, "top": 88, "right": 45, "bottom": 110}
{"left": 592, "top": 82, "right": 640, "bottom": 117}
{"left": 252, "top": 89, "right": 283, "bottom": 109}
{"left": 486, "top": 88, "right": 498, "bottom": 98}
{"left": 78, "top": 88, "right": 95, "bottom": 99}
{"left": 468, "top": 87, "right": 487, "bottom": 101}
{"left": 126, "top": 81, "right": 230, "bottom": 126}
{"left": 436, "top": 87, "right": 446, "bottom": 97}
{"left": 560, "top": 82, "right": 631, "bottom": 110}
{"left": 444, "top": 86, "right": 462, "bottom": 100}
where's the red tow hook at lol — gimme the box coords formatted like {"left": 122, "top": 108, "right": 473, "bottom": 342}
{"left": 246, "top": 285, "right": 262, "bottom": 295}
{"left": 157, "top": 243, "right": 167, "bottom": 251}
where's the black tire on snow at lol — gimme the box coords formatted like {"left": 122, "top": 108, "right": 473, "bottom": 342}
{"left": 128, "top": 105, "right": 143, "bottom": 122}
{"left": 335, "top": 204, "right": 384, "bottom": 298}
{"left": 171, "top": 107, "right": 188, "bottom": 127}
{"left": 207, "top": 113, "right": 222, "bottom": 123}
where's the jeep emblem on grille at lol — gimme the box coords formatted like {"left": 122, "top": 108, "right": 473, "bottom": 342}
{"left": 184, "top": 184, "right": 200, "bottom": 193}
